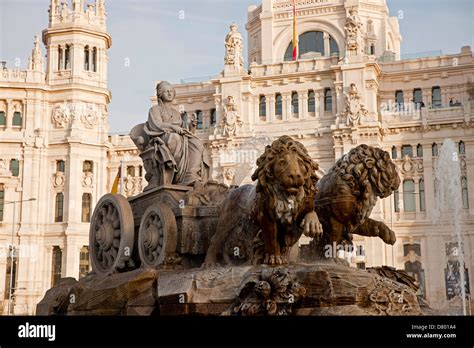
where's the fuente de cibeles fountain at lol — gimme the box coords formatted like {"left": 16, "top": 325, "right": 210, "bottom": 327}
{"left": 433, "top": 138, "right": 468, "bottom": 315}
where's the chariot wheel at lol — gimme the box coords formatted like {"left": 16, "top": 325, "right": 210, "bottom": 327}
{"left": 89, "top": 194, "right": 135, "bottom": 275}
{"left": 138, "top": 203, "right": 177, "bottom": 268}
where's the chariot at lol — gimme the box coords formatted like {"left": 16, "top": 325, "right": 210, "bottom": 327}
{"left": 88, "top": 182, "right": 229, "bottom": 276}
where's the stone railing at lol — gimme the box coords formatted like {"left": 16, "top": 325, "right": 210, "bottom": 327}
{"left": 250, "top": 55, "right": 339, "bottom": 77}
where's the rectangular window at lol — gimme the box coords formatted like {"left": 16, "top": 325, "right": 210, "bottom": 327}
{"left": 195, "top": 110, "right": 203, "bottom": 130}
{"left": 0, "top": 185, "right": 4, "bottom": 222}
{"left": 51, "top": 246, "right": 62, "bottom": 287}
{"left": 10, "top": 159, "right": 19, "bottom": 177}
{"left": 419, "top": 180, "right": 426, "bottom": 212}
{"left": 395, "top": 90, "right": 404, "bottom": 110}
{"left": 413, "top": 88, "right": 423, "bottom": 109}
{"left": 138, "top": 166, "right": 143, "bottom": 177}
{"left": 403, "top": 180, "right": 416, "bottom": 212}
{"left": 308, "top": 91, "right": 315, "bottom": 113}
{"left": 79, "top": 246, "right": 90, "bottom": 279}
{"left": 401, "top": 145, "right": 413, "bottom": 158}
{"left": 259, "top": 96, "right": 266, "bottom": 118}
{"left": 0, "top": 111, "right": 5, "bottom": 126}
{"left": 210, "top": 109, "right": 217, "bottom": 126}
{"left": 275, "top": 94, "right": 282, "bottom": 117}
{"left": 4, "top": 246, "right": 18, "bottom": 300}
{"left": 291, "top": 92, "right": 299, "bottom": 115}
{"left": 432, "top": 86, "right": 442, "bottom": 108}
{"left": 55, "top": 193, "right": 64, "bottom": 223}
{"left": 324, "top": 88, "right": 332, "bottom": 112}
{"left": 82, "top": 193, "right": 91, "bottom": 223}
{"left": 12, "top": 112, "right": 22, "bottom": 127}
{"left": 56, "top": 160, "right": 65, "bottom": 173}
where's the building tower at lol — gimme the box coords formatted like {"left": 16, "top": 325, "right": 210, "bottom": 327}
{"left": 10, "top": 0, "right": 112, "bottom": 314}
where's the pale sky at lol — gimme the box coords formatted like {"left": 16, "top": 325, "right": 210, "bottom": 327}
{"left": 0, "top": 0, "right": 473, "bottom": 133}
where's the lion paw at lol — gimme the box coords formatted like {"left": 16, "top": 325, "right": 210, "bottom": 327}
{"left": 378, "top": 224, "right": 396, "bottom": 245}
{"left": 264, "top": 254, "right": 284, "bottom": 265}
{"left": 301, "top": 211, "right": 323, "bottom": 238}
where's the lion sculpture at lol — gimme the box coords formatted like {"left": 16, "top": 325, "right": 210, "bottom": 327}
{"left": 310, "top": 144, "right": 401, "bottom": 257}
{"left": 203, "top": 136, "right": 322, "bottom": 266}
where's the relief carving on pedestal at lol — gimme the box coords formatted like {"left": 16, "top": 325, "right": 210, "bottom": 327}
{"left": 51, "top": 104, "right": 71, "bottom": 129}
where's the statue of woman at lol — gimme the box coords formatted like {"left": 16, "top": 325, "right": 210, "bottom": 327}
{"left": 131, "top": 81, "right": 209, "bottom": 187}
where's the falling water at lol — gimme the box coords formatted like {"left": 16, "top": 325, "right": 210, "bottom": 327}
{"left": 433, "top": 139, "right": 467, "bottom": 315}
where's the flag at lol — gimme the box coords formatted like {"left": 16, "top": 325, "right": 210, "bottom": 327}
{"left": 292, "top": 0, "right": 298, "bottom": 61}
{"left": 111, "top": 165, "right": 121, "bottom": 194}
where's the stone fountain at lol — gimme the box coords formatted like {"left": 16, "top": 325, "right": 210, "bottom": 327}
{"left": 37, "top": 83, "right": 429, "bottom": 316}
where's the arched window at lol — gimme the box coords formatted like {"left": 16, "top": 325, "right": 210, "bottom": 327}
{"left": 64, "top": 44, "right": 71, "bottom": 70}
{"left": 12, "top": 112, "right": 22, "bottom": 127}
{"left": 284, "top": 31, "right": 339, "bottom": 61}
{"left": 55, "top": 193, "right": 64, "bottom": 222}
{"left": 432, "top": 143, "right": 438, "bottom": 157}
{"left": 403, "top": 180, "right": 416, "bottom": 212}
{"left": 0, "top": 184, "right": 4, "bottom": 222}
{"left": 210, "top": 108, "right": 217, "bottom": 126}
{"left": 79, "top": 246, "right": 90, "bottom": 279}
{"left": 419, "top": 179, "right": 426, "bottom": 211}
{"left": 308, "top": 90, "right": 315, "bottom": 113}
{"left": 196, "top": 110, "right": 203, "bottom": 129}
{"left": 10, "top": 159, "right": 20, "bottom": 177}
{"left": 432, "top": 86, "right": 442, "bottom": 108}
{"left": 0, "top": 111, "right": 5, "bottom": 126}
{"left": 83, "top": 161, "right": 93, "bottom": 173}
{"left": 275, "top": 94, "right": 282, "bottom": 117}
{"left": 462, "top": 176, "right": 469, "bottom": 209}
{"left": 84, "top": 46, "right": 90, "bottom": 71}
{"left": 81, "top": 193, "right": 92, "bottom": 222}
{"left": 391, "top": 146, "right": 397, "bottom": 159}
{"left": 291, "top": 92, "right": 299, "bottom": 115}
{"left": 413, "top": 88, "right": 423, "bottom": 110}
{"left": 92, "top": 47, "right": 97, "bottom": 72}
{"left": 51, "top": 246, "right": 62, "bottom": 287}
{"left": 417, "top": 144, "right": 423, "bottom": 158}
{"left": 459, "top": 141, "right": 466, "bottom": 155}
{"left": 324, "top": 88, "right": 332, "bottom": 112}
{"left": 259, "top": 96, "right": 266, "bottom": 118}
{"left": 58, "top": 45, "right": 63, "bottom": 70}
{"left": 402, "top": 145, "right": 413, "bottom": 158}
{"left": 395, "top": 90, "right": 404, "bottom": 110}
{"left": 394, "top": 190, "right": 400, "bottom": 212}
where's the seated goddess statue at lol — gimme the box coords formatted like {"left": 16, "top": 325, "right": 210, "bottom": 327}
{"left": 131, "top": 81, "right": 210, "bottom": 189}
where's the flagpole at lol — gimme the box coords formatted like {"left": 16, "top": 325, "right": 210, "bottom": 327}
{"left": 292, "top": 0, "right": 298, "bottom": 61}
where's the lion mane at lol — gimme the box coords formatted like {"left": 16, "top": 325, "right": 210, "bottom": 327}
{"left": 331, "top": 144, "right": 400, "bottom": 200}
{"left": 251, "top": 135, "right": 319, "bottom": 224}
{"left": 309, "top": 144, "right": 401, "bottom": 256}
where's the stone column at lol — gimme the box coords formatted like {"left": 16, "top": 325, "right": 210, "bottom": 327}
{"left": 314, "top": 91, "right": 321, "bottom": 118}
{"left": 300, "top": 91, "right": 307, "bottom": 119}
{"left": 266, "top": 95, "right": 274, "bottom": 123}
{"left": 331, "top": 87, "right": 337, "bottom": 117}
{"left": 64, "top": 238, "right": 82, "bottom": 279}
{"left": 323, "top": 32, "right": 330, "bottom": 57}
{"left": 6, "top": 99, "right": 12, "bottom": 128}
{"left": 319, "top": 90, "right": 325, "bottom": 118}
{"left": 335, "top": 86, "right": 342, "bottom": 118}
{"left": 422, "top": 89, "right": 431, "bottom": 108}
{"left": 282, "top": 94, "right": 290, "bottom": 122}
{"left": 202, "top": 110, "right": 211, "bottom": 129}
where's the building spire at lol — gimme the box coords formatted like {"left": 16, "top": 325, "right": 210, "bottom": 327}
{"left": 28, "top": 36, "right": 43, "bottom": 72}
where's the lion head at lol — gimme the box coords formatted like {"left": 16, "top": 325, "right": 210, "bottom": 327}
{"left": 335, "top": 144, "right": 400, "bottom": 199}
{"left": 251, "top": 136, "right": 319, "bottom": 223}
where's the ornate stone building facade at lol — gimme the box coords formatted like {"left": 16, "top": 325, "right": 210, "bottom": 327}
{"left": 0, "top": 0, "right": 473, "bottom": 314}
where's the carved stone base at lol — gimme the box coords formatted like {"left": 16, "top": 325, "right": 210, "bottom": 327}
{"left": 37, "top": 262, "right": 433, "bottom": 316}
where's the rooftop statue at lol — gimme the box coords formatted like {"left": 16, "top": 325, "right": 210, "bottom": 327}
{"left": 131, "top": 81, "right": 210, "bottom": 189}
